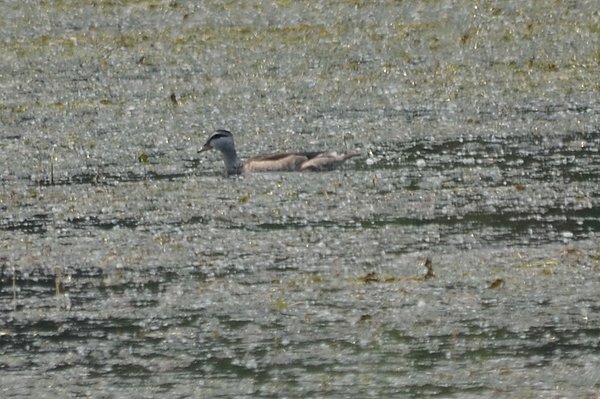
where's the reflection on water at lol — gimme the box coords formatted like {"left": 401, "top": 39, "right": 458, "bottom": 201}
{"left": 2, "top": 244, "right": 599, "bottom": 398}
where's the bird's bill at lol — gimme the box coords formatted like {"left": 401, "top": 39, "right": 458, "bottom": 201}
{"left": 198, "top": 142, "right": 212, "bottom": 153}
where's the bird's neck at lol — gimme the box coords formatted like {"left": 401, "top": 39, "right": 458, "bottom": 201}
{"left": 220, "top": 147, "right": 243, "bottom": 175}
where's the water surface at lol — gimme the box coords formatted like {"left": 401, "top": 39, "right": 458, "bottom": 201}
{"left": 1, "top": 1, "right": 599, "bottom": 398}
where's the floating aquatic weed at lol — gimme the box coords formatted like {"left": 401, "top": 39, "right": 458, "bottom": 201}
{"left": 513, "top": 183, "right": 526, "bottom": 191}
{"left": 137, "top": 152, "right": 149, "bottom": 164}
{"left": 273, "top": 297, "right": 288, "bottom": 311}
{"left": 423, "top": 257, "right": 435, "bottom": 280}
{"left": 489, "top": 278, "right": 505, "bottom": 289}
{"left": 239, "top": 193, "right": 250, "bottom": 204}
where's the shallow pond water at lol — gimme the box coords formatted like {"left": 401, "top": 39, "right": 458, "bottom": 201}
{"left": 1, "top": 1, "right": 600, "bottom": 398}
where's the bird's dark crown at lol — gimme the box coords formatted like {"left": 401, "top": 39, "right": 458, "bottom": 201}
{"left": 209, "top": 129, "right": 233, "bottom": 141}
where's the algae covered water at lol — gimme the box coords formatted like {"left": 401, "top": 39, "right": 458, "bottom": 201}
{"left": 1, "top": 1, "right": 599, "bottom": 397}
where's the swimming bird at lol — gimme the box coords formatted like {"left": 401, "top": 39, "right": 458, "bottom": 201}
{"left": 199, "top": 129, "right": 360, "bottom": 176}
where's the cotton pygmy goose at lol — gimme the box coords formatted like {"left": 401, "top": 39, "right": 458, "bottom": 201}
{"left": 199, "top": 129, "right": 360, "bottom": 176}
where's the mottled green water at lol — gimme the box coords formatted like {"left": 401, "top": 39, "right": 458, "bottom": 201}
{"left": 1, "top": 1, "right": 599, "bottom": 398}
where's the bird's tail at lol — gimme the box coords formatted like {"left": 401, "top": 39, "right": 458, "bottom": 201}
{"left": 342, "top": 151, "right": 361, "bottom": 160}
